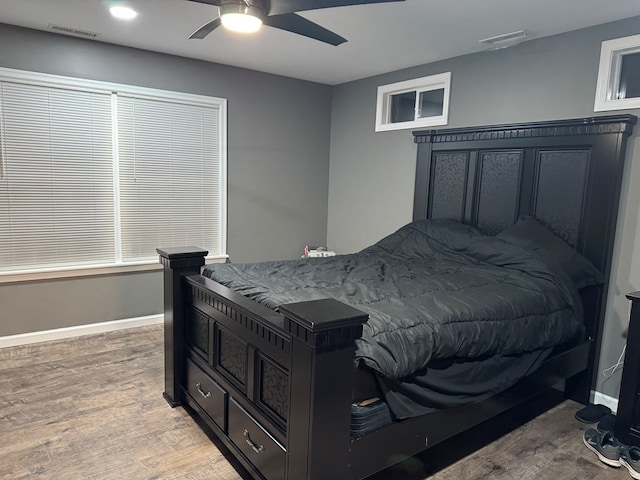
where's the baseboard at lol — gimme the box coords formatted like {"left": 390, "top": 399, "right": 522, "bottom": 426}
{"left": 0, "top": 314, "right": 164, "bottom": 349}
{"left": 592, "top": 390, "right": 619, "bottom": 414}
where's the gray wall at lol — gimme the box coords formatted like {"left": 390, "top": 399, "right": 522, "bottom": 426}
{"left": 327, "top": 16, "right": 640, "bottom": 401}
{"left": 0, "top": 271, "right": 160, "bottom": 337}
{"left": 0, "top": 23, "right": 331, "bottom": 336}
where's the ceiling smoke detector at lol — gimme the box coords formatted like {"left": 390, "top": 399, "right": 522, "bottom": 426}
{"left": 479, "top": 30, "right": 528, "bottom": 50}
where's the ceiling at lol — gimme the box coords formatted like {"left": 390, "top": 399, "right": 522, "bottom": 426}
{"left": 1, "top": 0, "right": 639, "bottom": 85}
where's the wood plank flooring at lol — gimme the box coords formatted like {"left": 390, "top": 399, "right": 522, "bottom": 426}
{"left": 0, "top": 325, "right": 631, "bottom": 480}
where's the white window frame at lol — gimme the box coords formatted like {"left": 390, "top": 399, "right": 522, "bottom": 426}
{"left": 375, "top": 72, "right": 451, "bottom": 132}
{"left": 0, "top": 67, "right": 228, "bottom": 277}
{"left": 594, "top": 33, "right": 640, "bottom": 112}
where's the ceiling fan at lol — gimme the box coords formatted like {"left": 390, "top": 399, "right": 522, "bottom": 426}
{"left": 187, "top": 0, "right": 405, "bottom": 46}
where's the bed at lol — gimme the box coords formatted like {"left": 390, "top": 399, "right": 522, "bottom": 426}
{"left": 158, "top": 114, "right": 636, "bottom": 480}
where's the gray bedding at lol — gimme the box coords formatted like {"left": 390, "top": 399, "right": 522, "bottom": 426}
{"left": 203, "top": 219, "right": 585, "bottom": 382}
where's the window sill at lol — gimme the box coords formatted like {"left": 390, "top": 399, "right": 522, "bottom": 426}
{"left": 375, "top": 116, "right": 448, "bottom": 132}
{"left": 0, "top": 256, "right": 229, "bottom": 285}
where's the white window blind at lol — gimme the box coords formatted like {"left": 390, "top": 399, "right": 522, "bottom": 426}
{"left": 0, "top": 68, "right": 226, "bottom": 275}
{"left": 0, "top": 81, "right": 115, "bottom": 272}
{"left": 117, "top": 95, "right": 222, "bottom": 262}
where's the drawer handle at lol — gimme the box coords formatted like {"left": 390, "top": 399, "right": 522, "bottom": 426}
{"left": 243, "top": 429, "right": 265, "bottom": 454}
{"left": 195, "top": 382, "right": 211, "bottom": 398}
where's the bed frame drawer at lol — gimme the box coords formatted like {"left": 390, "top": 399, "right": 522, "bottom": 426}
{"left": 185, "top": 358, "right": 227, "bottom": 431}
{"left": 228, "top": 397, "right": 286, "bottom": 480}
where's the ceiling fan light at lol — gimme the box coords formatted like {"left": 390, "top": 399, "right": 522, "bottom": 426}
{"left": 220, "top": 4, "right": 263, "bottom": 34}
{"left": 221, "top": 13, "right": 262, "bottom": 33}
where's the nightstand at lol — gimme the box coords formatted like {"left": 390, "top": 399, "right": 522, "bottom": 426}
{"left": 615, "top": 291, "right": 640, "bottom": 447}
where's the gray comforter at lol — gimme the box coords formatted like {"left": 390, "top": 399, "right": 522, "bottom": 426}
{"left": 203, "top": 219, "right": 584, "bottom": 380}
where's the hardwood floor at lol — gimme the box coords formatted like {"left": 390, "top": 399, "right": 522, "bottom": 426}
{"left": 0, "top": 325, "right": 630, "bottom": 480}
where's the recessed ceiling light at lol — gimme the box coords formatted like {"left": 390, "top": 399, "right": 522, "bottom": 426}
{"left": 110, "top": 5, "right": 138, "bottom": 20}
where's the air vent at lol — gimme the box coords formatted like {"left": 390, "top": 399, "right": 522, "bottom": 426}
{"left": 47, "top": 23, "right": 101, "bottom": 38}
{"left": 480, "top": 30, "right": 527, "bottom": 50}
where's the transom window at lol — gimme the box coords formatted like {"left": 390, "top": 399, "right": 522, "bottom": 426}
{"left": 375, "top": 72, "right": 451, "bottom": 132}
{"left": 594, "top": 33, "right": 640, "bottom": 111}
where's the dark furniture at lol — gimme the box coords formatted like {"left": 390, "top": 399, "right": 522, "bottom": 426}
{"left": 158, "top": 114, "right": 636, "bottom": 480}
{"left": 615, "top": 291, "right": 640, "bottom": 447}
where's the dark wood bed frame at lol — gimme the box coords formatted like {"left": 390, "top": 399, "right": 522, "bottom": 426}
{"left": 158, "top": 114, "right": 636, "bottom": 480}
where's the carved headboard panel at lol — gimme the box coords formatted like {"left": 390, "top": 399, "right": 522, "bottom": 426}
{"left": 413, "top": 115, "right": 636, "bottom": 272}
{"left": 412, "top": 115, "right": 636, "bottom": 394}
{"left": 426, "top": 147, "right": 592, "bottom": 243}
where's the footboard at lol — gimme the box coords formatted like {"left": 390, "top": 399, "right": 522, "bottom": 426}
{"left": 157, "top": 247, "right": 368, "bottom": 480}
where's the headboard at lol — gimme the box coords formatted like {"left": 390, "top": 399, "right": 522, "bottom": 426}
{"left": 412, "top": 114, "right": 636, "bottom": 398}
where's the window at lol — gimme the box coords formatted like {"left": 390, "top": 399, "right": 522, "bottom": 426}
{"left": 0, "top": 68, "right": 227, "bottom": 274}
{"left": 116, "top": 95, "right": 223, "bottom": 263}
{"left": 375, "top": 72, "right": 451, "bottom": 132}
{"left": 594, "top": 33, "right": 640, "bottom": 111}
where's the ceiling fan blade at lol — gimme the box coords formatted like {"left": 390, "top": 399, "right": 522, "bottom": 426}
{"left": 189, "top": 17, "right": 222, "bottom": 39}
{"left": 186, "top": 0, "right": 223, "bottom": 6}
{"left": 267, "top": 0, "right": 404, "bottom": 16}
{"left": 264, "top": 13, "right": 347, "bottom": 46}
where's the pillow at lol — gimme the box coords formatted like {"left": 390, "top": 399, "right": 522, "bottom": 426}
{"left": 496, "top": 216, "right": 604, "bottom": 289}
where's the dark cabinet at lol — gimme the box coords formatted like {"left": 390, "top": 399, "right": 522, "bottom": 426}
{"left": 615, "top": 291, "right": 640, "bottom": 446}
